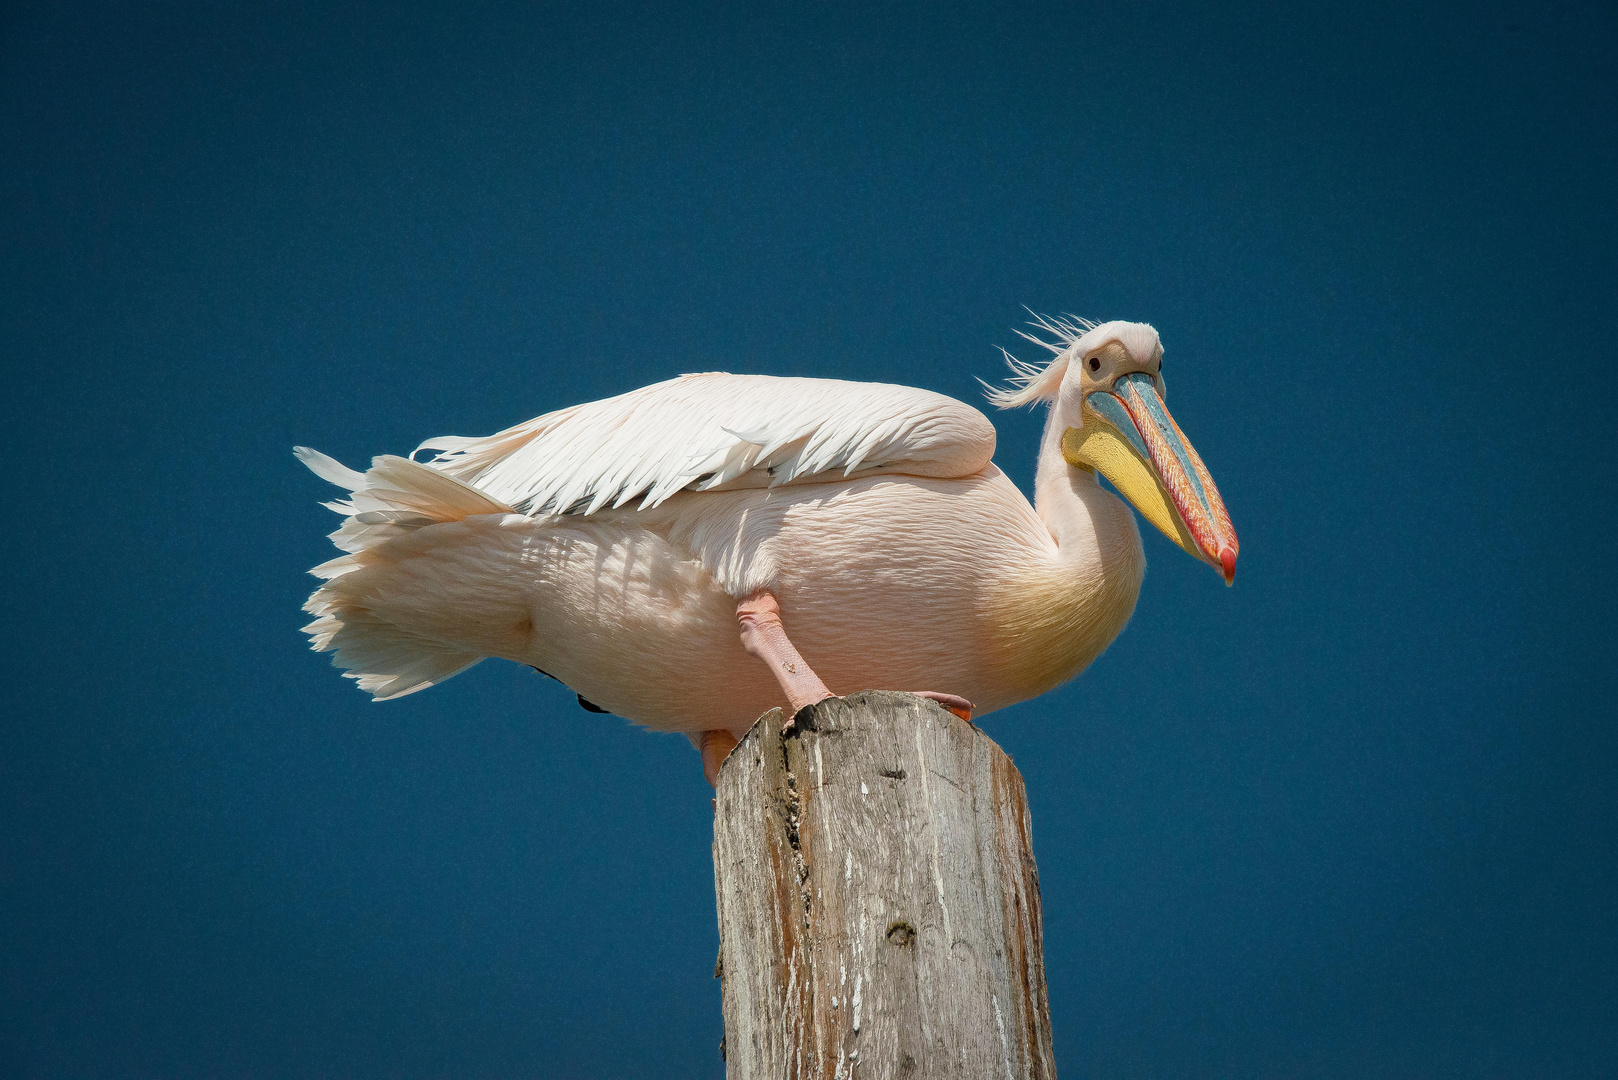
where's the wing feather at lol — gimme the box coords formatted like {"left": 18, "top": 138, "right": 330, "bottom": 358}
{"left": 415, "top": 373, "right": 996, "bottom": 515}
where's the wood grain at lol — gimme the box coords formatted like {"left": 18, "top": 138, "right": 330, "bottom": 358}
{"left": 712, "top": 691, "right": 1055, "bottom": 1078}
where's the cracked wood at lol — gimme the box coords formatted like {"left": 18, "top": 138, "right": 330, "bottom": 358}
{"left": 711, "top": 691, "right": 1056, "bottom": 1078}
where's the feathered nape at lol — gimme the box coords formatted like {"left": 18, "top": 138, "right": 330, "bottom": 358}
{"left": 982, "top": 312, "right": 1098, "bottom": 409}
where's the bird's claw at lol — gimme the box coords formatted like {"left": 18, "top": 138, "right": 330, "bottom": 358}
{"left": 909, "top": 691, "right": 973, "bottom": 723}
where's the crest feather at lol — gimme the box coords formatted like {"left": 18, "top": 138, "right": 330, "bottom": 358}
{"left": 981, "top": 312, "right": 1097, "bottom": 409}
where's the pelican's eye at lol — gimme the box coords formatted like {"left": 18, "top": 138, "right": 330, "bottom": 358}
{"left": 1087, "top": 356, "right": 1101, "bottom": 372}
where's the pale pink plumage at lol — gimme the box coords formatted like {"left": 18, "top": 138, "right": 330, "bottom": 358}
{"left": 300, "top": 355, "right": 1149, "bottom": 736}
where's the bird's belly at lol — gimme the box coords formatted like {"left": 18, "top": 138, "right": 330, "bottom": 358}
{"left": 623, "top": 470, "right": 1056, "bottom": 727}
{"left": 409, "top": 470, "right": 1080, "bottom": 734}
{"left": 752, "top": 512, "right": 1037, "bottom": 709}
{"left": 476, "top": 518, "right": 777, "bottom": 733}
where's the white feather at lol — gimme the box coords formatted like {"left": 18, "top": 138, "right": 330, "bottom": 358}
{"left": 980, "top": 313, "right": 1159, "bottom": 409}
{"left": 294, "top": 339, "right": 1169, "bottom": 719}
{"left": 294, "top": 445, "right": 368, "bottom": 489}
{"left": 412, "top": 373, "right": 997, "bottom": 515}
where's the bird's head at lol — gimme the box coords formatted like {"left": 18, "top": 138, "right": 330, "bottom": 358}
{"left": 991, "top": 317, "right": 1239, "bottom": 584}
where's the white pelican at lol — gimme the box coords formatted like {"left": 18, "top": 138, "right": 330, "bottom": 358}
{"left": 298, "top": 317, "right": 1237, "bottom": 784}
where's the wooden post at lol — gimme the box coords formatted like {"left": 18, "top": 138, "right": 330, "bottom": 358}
{"left": 712, "top": 690, "right": 1055, "bottom": 1078}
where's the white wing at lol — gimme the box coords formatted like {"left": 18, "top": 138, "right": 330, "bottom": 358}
{"left": 415, "top": 373, "right": 997, "bottom": 515}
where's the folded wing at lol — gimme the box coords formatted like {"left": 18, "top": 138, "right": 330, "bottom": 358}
{"left": 414, "top": 373, "right": 997, "bottom": 515}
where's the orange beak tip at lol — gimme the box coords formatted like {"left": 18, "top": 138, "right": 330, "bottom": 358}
{"left": 1219, "top": 546, "right": 1237, "bottom": 586}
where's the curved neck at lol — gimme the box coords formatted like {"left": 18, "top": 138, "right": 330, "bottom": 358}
{"left": 1033, "top": 405, "right": 1118, "bottom": 563}
{"left": 979, "top": 402, "right": 1146, "bottom": 708}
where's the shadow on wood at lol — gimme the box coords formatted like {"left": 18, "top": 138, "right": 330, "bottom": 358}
{"left": 712, "top": 690, "right": 1055, "bottom": 1078}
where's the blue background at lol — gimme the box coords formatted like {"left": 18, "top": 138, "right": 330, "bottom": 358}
{"left": 3, "top": 2, "right": 1614, "bottom": 1075}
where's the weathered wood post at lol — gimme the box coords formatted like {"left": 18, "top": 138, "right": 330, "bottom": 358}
{"left": 712, "top": 690, "right": 1055, "bottom": 1078}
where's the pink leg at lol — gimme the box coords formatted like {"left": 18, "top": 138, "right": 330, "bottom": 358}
{"left": 736, "top": 589, "right": 835, "bottom": 726}
{"left": 735, "top": 589, "right": 975, "bottom": 729}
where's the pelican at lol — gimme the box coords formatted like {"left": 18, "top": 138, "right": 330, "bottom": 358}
{"left": 298, "top": 316, "right": 1237, "bottom": 784}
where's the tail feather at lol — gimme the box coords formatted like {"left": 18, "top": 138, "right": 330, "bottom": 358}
{"left": 293, "top": 446, "right": 369, "bottom": 490}
{"left": 298, "top": 448, "right": 515, "bottom": 700}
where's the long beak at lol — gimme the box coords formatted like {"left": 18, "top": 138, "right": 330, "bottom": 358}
{"left": 1061, "top": 372, "right": 1239, "bottom": 584}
